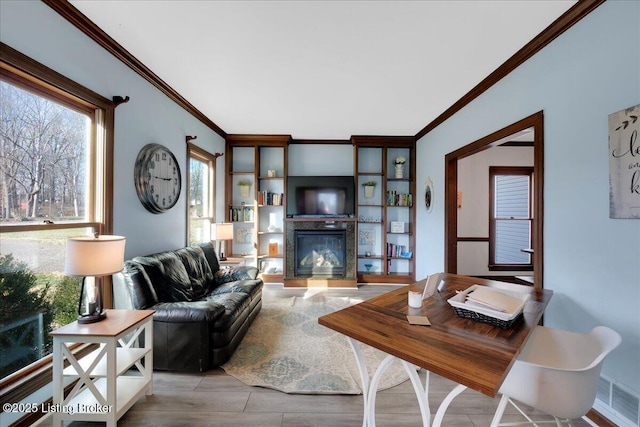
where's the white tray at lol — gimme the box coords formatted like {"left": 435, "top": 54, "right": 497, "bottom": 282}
{"left": 447, "top": 285, "right": 530, "bottom": 321}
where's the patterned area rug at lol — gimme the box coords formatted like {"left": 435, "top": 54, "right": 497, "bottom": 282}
{"left": 222, "top": 294, "right": 409, "bottom": 394}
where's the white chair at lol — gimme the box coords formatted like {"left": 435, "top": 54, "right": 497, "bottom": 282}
{"left": 490, "top": 325, "right": 622, "bottom": 427}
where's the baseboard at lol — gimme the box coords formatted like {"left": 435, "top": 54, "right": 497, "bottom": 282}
{"left": 587, "top": 408, "right": 617, "bottom": 427}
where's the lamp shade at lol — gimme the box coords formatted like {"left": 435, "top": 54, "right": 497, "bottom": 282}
{"left": 211, "top": 222, "right": 234, "bottom": 241}
{"left": 64, "top": 235, "right": 126, "bottom": 276}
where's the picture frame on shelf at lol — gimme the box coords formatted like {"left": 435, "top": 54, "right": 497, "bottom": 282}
{"left": 236, "top": 228, "right": 252, "bottom": 244}
{"left": 359, "top": 229, "right": 376, "bottom": 245}
{"left": 268, "top": 242, "right": 279, "bottom": 256}
{"left": 390, "top": 221, "right": 405, "bottom": 233}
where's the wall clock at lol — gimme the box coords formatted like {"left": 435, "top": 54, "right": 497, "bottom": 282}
{"left": 134, "top": 143, "right": 181, "bottom": 213}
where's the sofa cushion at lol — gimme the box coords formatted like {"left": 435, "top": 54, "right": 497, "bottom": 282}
{"left": 152, "top": 300, "right": 226, "bottom": 323}
{"left": 205, "top": 292, "right": 253, "bottom": 332}
{"left": 197, "top": 242, "right": 221, "bottom": 275}
{"left": 132, "top": 252, "right": 194, "bottom": 302}
{"left": 174, "top": 245, "right": 215, "bottom": 299}
{"left": 210, "top": 278, "right": 262, "bottom": 298}
{"left": 214, "top": 266, "right": 259, "bottom": 285}
{"left": 122, "top": 261, "right": 158, "bottom": 309}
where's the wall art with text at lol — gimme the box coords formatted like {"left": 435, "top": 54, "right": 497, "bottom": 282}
{"left": 609, "top": 103, "right": 640, "bottom": 218}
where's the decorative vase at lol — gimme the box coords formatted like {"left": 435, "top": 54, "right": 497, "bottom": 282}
{"left": 364, "top": 185, "right": 375, "bottom": 198}
{"left": 267, "top": 212, "right": 279, "bottom": 232}
{"left": 240, "top": 185, "right": 251, "bottom": 198}
{"left": 394, "top": 164, "right": 404, "bottom": 179}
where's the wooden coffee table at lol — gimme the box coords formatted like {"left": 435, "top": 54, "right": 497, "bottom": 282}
{"left": 318, "top": 273, "right": 552, "bottom": 427}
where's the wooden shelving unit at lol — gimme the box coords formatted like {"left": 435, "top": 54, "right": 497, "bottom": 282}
{"left": 225, "top": 135, "right": 290, "bottom": 282}
{"left": 226, "top": 134, "right": 415, "bottom": 285}
{"left": 352, "top": 136, "right": 416, "bottom": 284}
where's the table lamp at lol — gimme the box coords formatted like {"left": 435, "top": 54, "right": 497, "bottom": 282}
{"left": 212, "top": 222, "right": 233, "bottom": 261}
{"left": 64, "top": 234, "right": 126, "bottom": 324}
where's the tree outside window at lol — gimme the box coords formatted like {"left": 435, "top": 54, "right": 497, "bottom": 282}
{"left": 1, "top": 81, "right": 90, "bottom": 222}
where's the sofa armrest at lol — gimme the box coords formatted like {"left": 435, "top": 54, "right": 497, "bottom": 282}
{"left": 152, "top": 300, "right": 225, "bottom": 323}
{"left": 214, "top": 266, "right": 259, "bottom": 285}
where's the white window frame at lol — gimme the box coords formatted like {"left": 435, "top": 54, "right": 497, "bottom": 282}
{"left": 489, "top": 166, "right": 534, "bottom": 271}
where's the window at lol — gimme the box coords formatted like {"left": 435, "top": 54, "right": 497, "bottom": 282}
{"left": 187, "top": 143, "right": 219, "bottom": 245}
{"left": 0, "top": 43, "right": 113, "bottom": 398}
{"left": 489, "top": 166, "right": 534, "bottom": 271}
{"left": 0, "top": 81, "right": 93, "bottom": 223}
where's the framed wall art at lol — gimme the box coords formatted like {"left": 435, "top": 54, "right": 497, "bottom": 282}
{"left": 609, "top": 104, "right": 640, "bottom": 218}
{"left": 424, "top": 177, "right": 434, "bottom": 212}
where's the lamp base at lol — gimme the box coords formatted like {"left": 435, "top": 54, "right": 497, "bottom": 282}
{"left": 78, "top": 311, "right": 107, "bottom": 324}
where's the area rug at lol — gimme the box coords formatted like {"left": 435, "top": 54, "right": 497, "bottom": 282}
{"left": 221, "top": 294, "right": 409, "bottom": 394}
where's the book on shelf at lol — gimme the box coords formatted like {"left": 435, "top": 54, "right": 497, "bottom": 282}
{"left": 386, "top": 243, "right": 412, "bottom": 258}
{"left": 230, "top": 206, "right": 254, "bottom": 222}
{"left": 386, "top": 191, "right": 413, "bottom": 207}
{"left": 258, "top": 191, "right": 284, "bottom": 206}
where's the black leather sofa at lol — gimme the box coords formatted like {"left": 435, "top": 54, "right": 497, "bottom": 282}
{"left": 113, "top": 242, "right": 262, "bottom": 371}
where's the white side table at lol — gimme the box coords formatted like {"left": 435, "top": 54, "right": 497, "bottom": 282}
{"left": 51, "top": 309, "right": 154, "bottom": 427}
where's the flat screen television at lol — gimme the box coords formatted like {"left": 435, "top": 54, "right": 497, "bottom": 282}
{"left": 286, "top": 176, "right": 355, "bottom": 217}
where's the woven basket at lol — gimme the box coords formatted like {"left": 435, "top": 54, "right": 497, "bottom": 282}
{"left": 452, "top": 306, "right": 523, "bottom": 329}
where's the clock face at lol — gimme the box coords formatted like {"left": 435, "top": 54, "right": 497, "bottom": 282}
{"left": 134, "top": 143, "right": 181, "bottom": 213}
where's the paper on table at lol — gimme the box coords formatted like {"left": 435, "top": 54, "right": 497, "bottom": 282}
{"left": 407, "top": 315, "right": 431, "bottom": 326}
{"left": 465, "top": 287, "right": 522, "bottom": 315}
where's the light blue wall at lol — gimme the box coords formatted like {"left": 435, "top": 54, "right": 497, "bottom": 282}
{"left": 0, "top": 1, "right": 226, "bottom": 259}
{"left": 417, "top": 0, "right": 640, "bottom": 394}
{"left": 288, "top": 144, "right": 354, "bottom": 176}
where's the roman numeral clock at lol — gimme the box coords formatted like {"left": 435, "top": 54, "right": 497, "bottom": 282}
{"left": 134, "top": 143, "right": 181, "bottom": 213}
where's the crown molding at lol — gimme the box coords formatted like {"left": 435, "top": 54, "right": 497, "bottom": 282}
{"left": 415, "top": 0, "right": 606, "bottom": 140}
{"left": 40, "top": 0, "right": 604, "bottom": 143}
{"left": 41, "top": 0, "right": 227, "bottom": 139}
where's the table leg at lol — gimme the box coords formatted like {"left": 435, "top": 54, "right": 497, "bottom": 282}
{"left": 347, "top": 338, "right": 371, "bottom": 427}
{"left": 346, "top": 338, "right": 431, "bottom": 427}
{"left": 400, "top": 361, "right": 430, "bottom": 427}
{"left": 367, "top": 354, "right": 398, "bottom": 426}
{"left": 432, "top": 384, "right": 467, "bottom": 427}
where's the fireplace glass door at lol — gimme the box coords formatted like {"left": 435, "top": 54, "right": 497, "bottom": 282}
{"left": 294, "top": 230, "right": 346, "bottom": 277}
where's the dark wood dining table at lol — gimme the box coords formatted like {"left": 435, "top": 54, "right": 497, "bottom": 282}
{"left": 318, "top": 273, "right": 553, "bottom": 427}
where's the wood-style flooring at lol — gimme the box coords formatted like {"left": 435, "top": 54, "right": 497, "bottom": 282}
{"left": 43, "top": 284, "right": 592, "bottom": 427}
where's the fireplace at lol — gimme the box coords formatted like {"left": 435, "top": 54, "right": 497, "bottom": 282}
{"left": 294, "top": 230, "right": 346, "bottom": 277}
{"left": 284, "top": 219, "right": 356, "bottom": 286}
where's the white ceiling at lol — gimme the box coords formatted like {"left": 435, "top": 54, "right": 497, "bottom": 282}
{"left": 70, "top": 1, "right": 576, "bottom": 140}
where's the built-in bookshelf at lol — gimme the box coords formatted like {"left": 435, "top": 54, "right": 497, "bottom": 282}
{"left": 225, "top": 135, "right": 290, "bottom": 282}
{"left": 353, "top": 136, "right": 416, "bottom": 284}
{"left": 226, "top": 135, "right": 415, "bottom": 285}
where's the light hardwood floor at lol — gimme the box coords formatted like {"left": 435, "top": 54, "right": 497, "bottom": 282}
{"left": 48, "top": 284, "right": 592, "bottom": 427}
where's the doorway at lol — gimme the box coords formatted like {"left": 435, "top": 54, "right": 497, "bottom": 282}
{"left": 444, "top": 111, "right": 544, "bottom": 290}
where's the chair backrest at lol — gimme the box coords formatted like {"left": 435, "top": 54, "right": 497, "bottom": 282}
{"left": 499, "top": 325, "right": 621, "bottom": 420}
